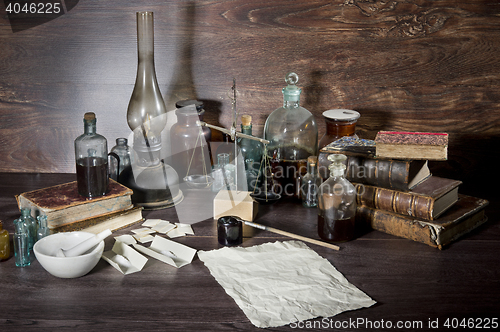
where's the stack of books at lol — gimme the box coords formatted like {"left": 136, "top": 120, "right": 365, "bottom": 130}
{"left": 318, "top": 132, "right": 489, "bottom": 249}
{"left": 16, "top": 179, "right": 143, "bottom": 234}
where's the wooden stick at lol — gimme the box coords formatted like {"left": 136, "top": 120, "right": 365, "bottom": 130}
{"left": 242, "top": 220, "right": 340, "bottom": 251}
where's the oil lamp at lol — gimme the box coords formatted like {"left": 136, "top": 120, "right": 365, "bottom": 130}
{"left": 121, "top": 11, "right": 182, "bottom": 209}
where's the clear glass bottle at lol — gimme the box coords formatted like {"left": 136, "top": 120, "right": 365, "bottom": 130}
{"left": 237, "top": 115, "right": 263, "bottom": 192}
{"left": 318, "top": 154, "right": 357, "bottom": 242}
{"left": 109, "top": 138, "right": 131, "bottom": 183}
{"left": 75, "top": 112, "right": 109, "bottom": 198}
{"left": 36, "top": 215, "right": 50, "bottom": 241}
{"left": 13, "top": 218, "right": 30, "bottom": 267}
{"left": 16, "top": 208, "right": 36, "bottom": 251}
{"left": 212, "top": 153, "right": 234, "bottom": 192}
{"left": 0, "top": 221, "right": 10, "bottom": 261}
{"left": 170, "top": 104, "right": 211, "bottom": 180}
{"left": 264, "top": 72, "right": 318, "bottom": 198}
{"left": 301, "top": 156, "right": 322, "bottom": 208}
{"left": 175, "top": 100, "right": 212, "bottom": 144}
{"left": 319, "top": 109, "right": 360, "bottom": 149}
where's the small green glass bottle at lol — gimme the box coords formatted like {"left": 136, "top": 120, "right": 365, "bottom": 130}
{"left": 237, "top": 115, "right": 263, "bottom": 192}
{"left": 13, "top": 218, "right": 30, "bottom": 267}
{"left": 36, "top": 215, "right": 50, "bottom": 241}
{"left": 17, "top": 208, "right": 36, "bottom": 251}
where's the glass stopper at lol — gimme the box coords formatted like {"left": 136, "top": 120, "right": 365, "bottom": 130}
{"left": 285, "top": 72, "right": 299, "bottom": 85}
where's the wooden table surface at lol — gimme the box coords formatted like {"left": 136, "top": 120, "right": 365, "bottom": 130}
{"left": 0, "top": 173, "right": 499, "bottom": 332}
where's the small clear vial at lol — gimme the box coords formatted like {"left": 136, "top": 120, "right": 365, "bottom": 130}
{"left": 301, "top": 156, "right": 322, "bottom": 207}
{"left": 36, "top": 215, "right": 50, "bottom": 241}
{"left": 13, "top": 219, "right": 30, "bottom": 267}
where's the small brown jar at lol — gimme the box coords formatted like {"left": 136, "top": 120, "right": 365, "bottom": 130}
{"left": 319, "top": 109, "right": 360, "bottom": 149}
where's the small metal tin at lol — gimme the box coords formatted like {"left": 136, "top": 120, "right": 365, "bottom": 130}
{"left": 217, "top": 216, "right": 242, "bottom": 246}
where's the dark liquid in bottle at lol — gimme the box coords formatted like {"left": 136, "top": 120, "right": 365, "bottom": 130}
{"left": 269, "top": 159, "right": 307, "bottom": 199}
{"left": 318, "top": 214, "right": 355, "bottom": 243}
{"left": 76, "top": 157, "right": 109, "bottom": 198}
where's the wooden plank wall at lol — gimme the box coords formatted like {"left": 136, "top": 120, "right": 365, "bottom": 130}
{"left": 1, "top": 0, "right": 499, "bottom": 197}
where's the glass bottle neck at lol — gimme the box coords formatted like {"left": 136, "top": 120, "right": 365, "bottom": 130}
{"left": 307, "top": 163, "right": 318, "bottom": 175}
{"left": 241, "top": 124, "right": 252, "bottom": 135}
{"left": 283, "top": 100, "right": 300, "bottom": 108}
{"left": 84, "top": 119, "right": 97, "bottom": 135}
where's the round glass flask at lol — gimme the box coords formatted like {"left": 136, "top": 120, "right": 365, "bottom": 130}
{"left": 263, "top": 72, "right": 318, "bottom": 198}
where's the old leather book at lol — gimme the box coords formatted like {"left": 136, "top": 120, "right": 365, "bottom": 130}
{"left": 318, "top": 149, "right": 430, "bottom": 191}
{"left": 375, "top": 131, "right": 448, "bottom": 161}
{"left": 51, "top": 206, "right": 143, "bottom": 234}
{"left": 16, "top": 179, "right": 133, "bottom": 230}
{"left": 357, "top": 194, "right": 489, "bottom": 249}
{"left": 355, "top": 176, "right": 462, "bottom": 220}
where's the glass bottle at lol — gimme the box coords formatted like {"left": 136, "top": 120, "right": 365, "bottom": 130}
{"left": 301, "top": 156, "right": 322, "bottom": 208}
{"left": 212, "top": 153, "right": 234, "bottom": 192}
{"left": 0, "top": 221, "right": 10, "bottom": 261}
{"left": 16, "top": 208, "right": 36, "bottom": 251}
{"left": 237, "top": 115, "right": 263, "bottom": 192}
{"left": 170, "top": 104, "right": 211, "bottom": 180}
{"left": 264, "top": 72, "right": 318, "bottom": 198}
{"left": 75, "top": 112, "right": 109, "bottom": 198}
{"left": 36, "top": 215, "right": 50, "bottom": 241}
{"left": 13, "top": 218, "right": 30, "bottom": 267}
{"left": 175, "top": 100, "right": 212, "bottom": 144}
{"left": 318, "top": 154, "right": 357, "bottom": 242}
{"left": 109, "top": 138, "right": 131, "bottom": 183}
{"left": 319, "top": 109, "right": 360, "bottom": 149}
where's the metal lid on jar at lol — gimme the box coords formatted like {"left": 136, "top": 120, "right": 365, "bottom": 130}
{"left": 322, "top": 109, "right": 360, "bottom": 122}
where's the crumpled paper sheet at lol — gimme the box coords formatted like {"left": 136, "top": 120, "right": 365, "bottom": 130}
{"left": 198, "top": 241, "right": 376, "bottom": 328}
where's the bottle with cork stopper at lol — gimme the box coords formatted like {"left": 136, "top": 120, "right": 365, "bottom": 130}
{"left": 74, "top": 112, "right": 109, "bottom": 198}
{"left": 317, "top": 154, "right": 357, "bottom": 242}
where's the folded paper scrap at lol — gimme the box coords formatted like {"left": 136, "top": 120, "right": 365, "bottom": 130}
{"left": 198, "top": 241, "right": 376, "bottom": 328}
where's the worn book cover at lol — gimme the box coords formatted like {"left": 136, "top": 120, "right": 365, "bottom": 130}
{"left": 16, "top": 179, "right": 133, "bottom": 230}
{"left": 375, "top": 131, "right": 448, "bottom": 160}
{"left": 355, "top": 176, "right": 462, "bottom": 220}
{"left": 52, "top": 206, "right": 143, "bottom": 234}
{"left": 357, "top": 194, "right": 489, "bottom": 249}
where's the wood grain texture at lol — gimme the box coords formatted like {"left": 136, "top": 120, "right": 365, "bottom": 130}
{"left": 0, "top": 0, "right": 499, "bottom": 199}
{"left": 0, "top": 173, "right": 499, "bottom": 331}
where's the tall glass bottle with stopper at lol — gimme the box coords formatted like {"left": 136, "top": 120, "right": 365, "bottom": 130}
{"left": 301, "top": 156, "right": 322, "bottom": 207}
{"left": 75, "top": 112, "right": 109, "bottom": 197}
{"left": 318, "top": 154, "right": 357, "bottom": 242}
{"left": 264, "top": 72, "right": 318, "bottom": 198}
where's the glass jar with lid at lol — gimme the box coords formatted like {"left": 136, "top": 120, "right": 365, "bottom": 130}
{"left": 319, "top": 109, "right": 360, "bottom": 149}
